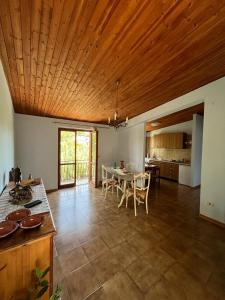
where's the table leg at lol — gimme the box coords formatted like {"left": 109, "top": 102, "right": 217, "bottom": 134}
{"left": 118, "top": 179, "right": 127, "bottom": 208}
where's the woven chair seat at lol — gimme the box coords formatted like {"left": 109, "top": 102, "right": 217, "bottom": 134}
{"left": 126, "top": 188, "right": 146, "bottom": 199}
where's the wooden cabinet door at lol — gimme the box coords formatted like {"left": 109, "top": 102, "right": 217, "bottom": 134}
{"left": 160, "top": 163, "right": 169, "bottom": 178}
{"left": 0, "top": 236, "right": 52, "bottom": 300}
{"left": 146, "top": 137, "right": 150, "bottom": 155}
{"left": 159, "top": 162, "right": 165, "bottom": 177}
{"left": 173, "top": 133, "right": 184, "bottom": 149}
{"left": 156, "top": 135, "right": 160, "bottom": 148}
{"left": 170, "top": 164, "right": 179, "bottom": 180}
{"left": 152, "top": 135, "right": 156, "bottom": 148}
{"left": 164, "top": 134, "right": 170, "bottom": 148}
{"left": 150, "top": 136, "right": 155, "bottom": 149}
{"left": 159, "top": 162, "right": 179, "bottom": 181}
{"left": 156, "top": 135, "right": 161, "bottom": 148}
{"left": 160, "top": 134, "right": 165, "bottom": 148}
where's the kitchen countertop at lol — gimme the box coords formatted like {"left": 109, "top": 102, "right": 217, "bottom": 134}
{"left": 147, "top": 159, "right": 191, "bottom": 166}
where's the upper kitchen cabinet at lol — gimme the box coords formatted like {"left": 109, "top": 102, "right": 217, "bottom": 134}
{"left": 152, "top": 133, "right": 185, "bottom": 149}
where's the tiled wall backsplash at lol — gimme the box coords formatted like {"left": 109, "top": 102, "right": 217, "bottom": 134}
{"left": 151, "top": 148, "right": 191, "bottom": 162}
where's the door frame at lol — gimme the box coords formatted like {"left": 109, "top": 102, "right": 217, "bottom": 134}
{"left": 58, "top": 128, "right": 98, "bottom": 189}
{"left": 90, "top": 130, "right": 99, "bottom": 188}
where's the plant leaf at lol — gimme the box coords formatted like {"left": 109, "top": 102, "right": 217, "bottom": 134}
{"left": 40, "top": 279, "right": 49, "bottom": 287}
{"left": 41, "top": 266, "right": 50, "bottom": 278}
{"left": 36, "top": 285, "right": 48, "bottom": 298}
{"left": 35, "top": 268, "right": 43, "bottom": 279}
{"left": 49, "top": 285, "right": 63, "bottom": 300}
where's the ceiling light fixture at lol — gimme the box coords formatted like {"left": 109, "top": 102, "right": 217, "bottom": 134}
{"left": 108, "top": 80, "right": 128, "bottom": 129}
{"left": 151, "top": 121, "right": 161, "bottom": 127}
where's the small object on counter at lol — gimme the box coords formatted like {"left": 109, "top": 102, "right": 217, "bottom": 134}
{"left": 0, "top": 220, "right": 19, "bottom": 239}
{"left": 24, "top": 200, "right": 42, "bottom": 208}
{"left": 120, "top": 160, "right": 125, "bottom": 169}
{"left": 9, "top": 167, "right": 22, "bottom": 183}
{"left": 21, "top": 178, "right": 41, "bottom": 187}
{"left": 6, "top": 208, "right": 31, "bottom": 222}
{"left": 30, "top": 178, "right": 41, "bottom": 186}
{"left": 28, "top": 173, "right": 32, "bottom": 180}
{"left": 9, "top": 184, "right": 32, "bottom": 205}
{"left": 20, "top": 179, "right": 34, "bottom": 187}
{"left": 9, "top": 168, "right": 14, "bottom": 182}
{"left": 20, "top": 215, "right": 42, "bottom": 230}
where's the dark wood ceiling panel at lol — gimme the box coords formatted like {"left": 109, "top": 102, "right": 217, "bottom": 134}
{"left": 0, "top": 0, "right": 225, "bottom": 123}
{"left": 146, "top": 103, "right": 204, "bottom": 131}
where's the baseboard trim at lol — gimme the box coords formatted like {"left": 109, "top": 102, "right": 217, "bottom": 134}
{"left": 199, "top": 214, "right": 225, "bottom": 228}
{"left": 46, "top": 188, "right": 58, "bottom": 194}
{"left": 191, "top": 185, "right": 201, "bottom": 189}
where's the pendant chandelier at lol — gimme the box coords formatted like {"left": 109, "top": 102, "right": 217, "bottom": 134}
{"left": 108, "top": 80, "right": 128, "bottom": 129}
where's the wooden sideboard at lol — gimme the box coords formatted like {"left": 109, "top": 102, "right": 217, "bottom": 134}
{"left": 0, "top": 184, "right": 56, "bottom": 300}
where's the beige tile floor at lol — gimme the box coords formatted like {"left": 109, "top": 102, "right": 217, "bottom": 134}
{"left": 48, "top": 180, "right": 225, "bottom": 300}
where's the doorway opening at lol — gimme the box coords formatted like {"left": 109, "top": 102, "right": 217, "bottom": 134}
{"left": 58, "top": 129, "right": 98, "bottom": 189}
{"left": 145, "top": 103, "right": 204, "bottom": 188}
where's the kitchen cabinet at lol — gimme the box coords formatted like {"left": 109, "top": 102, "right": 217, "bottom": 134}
{"left": 150, "top": 161, "right": 179, "bottom": 181}
{"left": 146, "top": 137, "right": 150, "bottom": 156}
{"left": 160, "top": 162, "right": 179, "bottom": 180}
{"left": 160, "top": 162, "right": 170, "bottom": 178}
{"left": 152, "top": 133, "right": 184, "bottom": 149}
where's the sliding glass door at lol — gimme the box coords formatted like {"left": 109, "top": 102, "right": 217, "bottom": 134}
{"left": 76, "top": 131, "right": 90, "bottom": 185}
{"left": 58, "top": 129, "right": 98, "bottom": 188}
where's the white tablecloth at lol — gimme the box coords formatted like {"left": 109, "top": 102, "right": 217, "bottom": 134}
{"left": 0, "top": 181, "right": 50, "bottom": 221}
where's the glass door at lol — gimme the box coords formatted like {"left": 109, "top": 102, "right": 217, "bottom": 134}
{"left": 76, "top": 131, "right": 90, "bottom": 185}
{"left": 58, "top": 129, "right": 76, "bottom": 188}
{"left": 58, "top": 129, "right": 98, "bottom": 188}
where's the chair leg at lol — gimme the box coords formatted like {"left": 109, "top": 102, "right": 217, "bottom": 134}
{"left": 104, "top": 184, "right": 108, "bottom": 199}
{"left": 126, "top": 195, "right": 128, "bottom": 208}
{"left": 117, "top": 186, "right": 119, "bottom": 198}
{"left": 134, "top": 196, "right": 137, "bottom": 216}
{"left": 145, "top": 196, "right": 148, "bottom": 214}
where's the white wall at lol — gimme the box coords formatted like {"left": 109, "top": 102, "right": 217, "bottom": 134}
{"left": 0, "top": 61, "right": 14, "bottom": 192}
{"left": 148, "top": 120, "right": 193, "bottom": 137}
{"left": 118, "top": 77, "right": 225, "bottom": 224}
{"left": 191, "top": 114, "right": 203, "bottom": 187}
{"left": 116, "top": 123, "right": 145, "bottom": 172}
{"left": 13, "top": 75, "right": 225, "bottom": 224}
{"left": 15, "top": 114, "right": 117, "bottom": 190}
{"left": 200, "top": 97, "right": 225, "bottom": 224}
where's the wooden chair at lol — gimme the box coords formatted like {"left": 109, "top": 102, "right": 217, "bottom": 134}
{"left": 102, "top": 165, "right": 118, "bottom": 199}
{"left": 125, "top": 172, "right": 151, "bottom": 216}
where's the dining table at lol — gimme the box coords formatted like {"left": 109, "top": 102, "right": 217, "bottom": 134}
{"left": 107, "top": 168, "right": 136, "bottom": 208}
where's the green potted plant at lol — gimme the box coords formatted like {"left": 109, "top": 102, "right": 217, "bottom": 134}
{"left": 26, "top": 267, "right": 62, "bottom": 300}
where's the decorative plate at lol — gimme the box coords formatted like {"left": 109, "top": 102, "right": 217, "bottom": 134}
{"left": 20, "top": 215, "right": 42, "bottom": 230}
{"left": 6, "top": 208, "right": 31, "bottom": 222}
{"left": 0, "top": 220, "right": 19, "bottom": 239}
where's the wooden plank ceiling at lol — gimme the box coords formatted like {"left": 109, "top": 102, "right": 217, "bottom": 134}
{"left": 0, "top": 1, "right": 225, "bottom": 124}
{"left": 146, "top": 103, "right": 204, "bottom": 131}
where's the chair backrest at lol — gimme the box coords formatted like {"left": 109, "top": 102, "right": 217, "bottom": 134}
{"left": 102, "top": 165, "right": 107, "bottom": 180}
{"left": 133, "top": 172, "right": 151, "bottom": 192}
{"left": 102, "top": 165, "right": 113, "bottom": 180}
